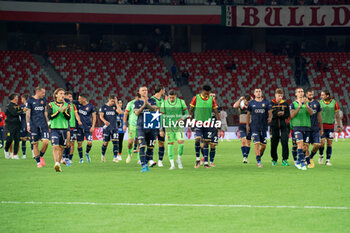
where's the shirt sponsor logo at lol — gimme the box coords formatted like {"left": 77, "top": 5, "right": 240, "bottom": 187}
{"left": 34, "top": 106, "right": 44, "bottom": 111}
{"left": 255, "top": 109, "right": 265, "bottom": 113}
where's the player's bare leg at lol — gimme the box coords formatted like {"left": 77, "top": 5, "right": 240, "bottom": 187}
{"left": 53, "top": 145, "right": 62, "bottom": 172}
{"left": 126, "top": 138, "right": 134, "bottom": 163}
{"left": 39, "top": 139, "right": 49, "bottom": 166}
{"left": 69, "top": 141, "right": 75, "bottom": 162}
{"left": 254, "top": 142, "right": 263, "bottom": 168}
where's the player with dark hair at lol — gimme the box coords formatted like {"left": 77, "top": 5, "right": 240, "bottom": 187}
{"left": 124, "top": 92, "right": 141, "bottom": 164}
{"left": 151, "top": 84, "right": 166, "bottom": 167}
{"left": 207, "top": 92, "right": 222, "bottom": 167}
{"left": 48, "top": 88, "right": 70, "bottom": 172}
{"left": 63, "top": 91, "right": 82, "bottom": 164}
{"left": 99, "top": 94, "right": 122, "bottom": 162}
{"left": 160, "top": 89, "right": 189, "bottom": 169}
{"left": 318, "top": 90, "right": 341, "bottom": 166}
{"left": 246, "top": 88, "right": 272, "bottom": 168}
{"left": 304, "top": 88, "right": 323, "bottom": 168}
{"left": 134, "top": 86, "right": 158, "bottom": 172}
{"left": 189, "top": 85, "right": 221, "bottom": 169}
{"left": 270, "top": 88, "right": 290, "bottom": 166}
{"left": 233, "top": 95, "right": 252, "bottom": 163}
{"left": 4, "top": 93, "right": 23, "bottom": 160}
{"left": 116, "top": 99, "right": 125, "bottom": 161}
{"left": 76, "top": 93, "right": 96, "bottom": 163}
{"left": 26, "top": 86, "right": 49, "bottom": 168}
{"left": 19, "top": 94, "right": 32, "bottom": 159}
{"left": 290, "top": 87, "right": 313, "bottom": 170}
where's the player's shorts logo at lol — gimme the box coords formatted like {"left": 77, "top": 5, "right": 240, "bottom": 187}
{"left": 144, "top": 111, "right": 161, "bottom": 129}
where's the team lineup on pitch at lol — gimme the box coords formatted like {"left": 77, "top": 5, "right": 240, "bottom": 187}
{"left": 2, "top": 84, "right": 343, "bottom": 173}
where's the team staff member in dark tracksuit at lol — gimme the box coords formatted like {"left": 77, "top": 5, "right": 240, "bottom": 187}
{"left": 4, "top": 93, "right": 23, "bottom": 160}
{"left": 270, "top": 88, "right": 290, "bottom": 166}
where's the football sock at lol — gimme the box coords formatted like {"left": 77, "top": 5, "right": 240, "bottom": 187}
{"left": 256, "top": 155, "right": 261, "bottom": 162}
{"left": 203, "top": 144, "right": 209, "bottom": 162}
{"left": 31, "top": 144, "right": 33, "bottom": 151}
{"left": 128, "top": 148, "right": 132, "bottom": 155}
{"left": 319, "top": 147, "right": 324, "bottom": 156}
{"left": 326, "top": 146, "right": 332, "bottom": 160}
{"left": 241, "top": 146, "right": 245, "bottom": 158}
{"left": 168, "top": 144, "right": 174, "bottom": 160}
{"left": 101, "top": 145, "right": 107, "bottom": 156}
{"left": 310, "top": 151, "right": 317, "bottom": 159}
{"left": 69, "top": 154, "right": 73, "bottom": 160}
{"left": 113, "top": 141, "right": 119, "bottom": 158}
{"left": 139, "top": 147, "right": 146, "bottom": 165}
{"left": 159, "top": 146, "right": 165, "bottom": 161}
{"left": 35, "top": 156, "right": 40, "bottom": 163}
{"left": 39, "top": 151, "right": 45, "bottom": 157}
{"left": 21, "top": 141, "right": 26, "bottom": 155}
{"left": 292, "top": 146, "right": 297, "bottom": 161}
{"left": 133, "top": 141, "right": 138, "bottom": 150}
{"left": 86, "top": 144, "right": 92, "bottom": 154}
{"left": 178, "top": 144, "right": 184, "bottom": 157}
{"left": 64, "top": 147, "right": 70, "bottom": 159}
{"left": 305, "top": 156, "right": 311, "bottom": 165}
{"left": 78, "top": 147, "right": 83, "bottom": 159}
{"left": 146, "top": 148, "right": 153, "bottom": 163}
{"left": 195, "top": 142, "right": 200, "bottom": 159}
{"left": 246, "top": 147, "right": 250, "bottom": 158}
{"left": 297, "top": 149, "right": 304, "bottom": 163}
{"left": 210, "top": 147, "right": 216, "bottom": 163}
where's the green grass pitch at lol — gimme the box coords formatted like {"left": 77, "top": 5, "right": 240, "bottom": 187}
{"left": 0, "top": 139, "right": 349, "bottom": 233}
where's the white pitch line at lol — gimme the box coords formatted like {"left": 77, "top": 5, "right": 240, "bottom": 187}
{"left": 0, "top": 201, "right": 348, "bottom": 210}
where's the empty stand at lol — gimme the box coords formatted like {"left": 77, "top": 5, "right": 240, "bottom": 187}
{"left": 49, "top": 51, "right": 178, "bottom": 108}
{"left": 0, "top": 51, "right": 58, "bottom": 104}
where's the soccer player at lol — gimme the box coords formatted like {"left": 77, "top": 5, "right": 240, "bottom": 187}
{"left": 189, "top": 85, "right": 221, "bottom": 169}
{"left": 304, "top": 88, "right": 323, "bottom": 168}
{"left": 246, "top": 89, "right": 272, "bottom": 168}
{"left": 290, "top": 87, "right": 313, "bottom": 170}
{"left": 4, "top": 93, "right": 23, "bottom": 160}
{"left": 207, "top": 92, "right": 222, "bottom": 167}
{"left": 26, "top": 86, "right": 49, "bottom": 168}
{"left": 134, "top": 86, "right": 158, "bottom": 172}
{"left": 63, "top": 91, "right": 82, "bottom": 164}
{"left": 117, "top": 99, "right": 125, "bottom": 160}
{"left": 123, "top": 93, "right": 141, "bottom": 164}
{"left": 160, "top": 89, "right": 189, "bottom": 170}
{"left": 48, "top": 88, "right": 70, "bottom": 172}
{"left": 318, "top": 90, "right": 341, "bottom": 166}
{"left": 151, "top": 84, "right": 166, "bottom": 167}
{"left": 270, "top": 88, "right": 290, "bottom": 166}
{"left": 0, "top": 107, "right": 6, "bottom": 149}
{"left": 99, "top": 95, "right": 122, "bottom": 163}
{"left": 233, "top": 95, "right": 252, "bottom": 163}
{"left": 76, "top": 93, "right": 96, "bottom": 163}
{"left": 19, "top": 94, "right": 32, "bottom": 159}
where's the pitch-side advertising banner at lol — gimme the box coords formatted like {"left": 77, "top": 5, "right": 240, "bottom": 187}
{"left": 93, "top": 126, "right": 350, "bottom": 140}
{"left": 224, "top": 5, "right": 350, "bottom": 27}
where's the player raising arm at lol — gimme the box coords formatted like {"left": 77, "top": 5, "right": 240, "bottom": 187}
{"left": 48, "top": 88, "right": 70, "bottom": 172}
{"left": 290, "top": 87, "right": 313, "bottom": 171}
